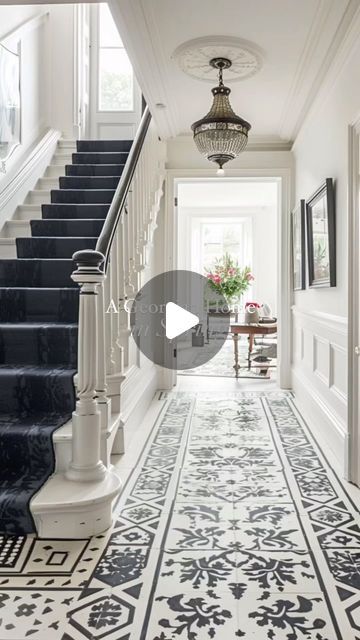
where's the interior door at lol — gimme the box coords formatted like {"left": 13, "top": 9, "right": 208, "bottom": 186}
{"left": 89, "top": 3, "right": 141, "bottom": 140}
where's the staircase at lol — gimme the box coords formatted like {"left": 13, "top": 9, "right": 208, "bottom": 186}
{"left": 0, "top": 139, "right": 131, "bottom": 534}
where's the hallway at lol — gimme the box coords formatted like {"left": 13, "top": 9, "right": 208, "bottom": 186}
{"left": 1, "top": 381, "right": 359, "bottom": 639}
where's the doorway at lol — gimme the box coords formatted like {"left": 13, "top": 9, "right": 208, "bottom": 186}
{"left": 164, "top": 172, "right": 292, "bottom": 390}
{"left": 176, "top": 179, "right": 278, "bottom": 381}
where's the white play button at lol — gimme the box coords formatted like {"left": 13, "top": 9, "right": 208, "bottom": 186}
{"left": 165, "top": 302, "right": 199, "bottom": 340}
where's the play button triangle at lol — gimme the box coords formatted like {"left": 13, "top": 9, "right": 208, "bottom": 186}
{"left": 165, "top": 302, "right": 199, "bottom": 340}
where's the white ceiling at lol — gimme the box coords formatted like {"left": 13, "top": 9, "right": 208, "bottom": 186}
{"left": 178, "top": 181, "right": 278, "bottom": 208}
{"left": 110, "top": 0, "right": 357, "bottom": 145}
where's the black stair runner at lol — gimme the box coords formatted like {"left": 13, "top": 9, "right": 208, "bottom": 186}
{"left": 0, "top": 139, "right": 130, "bottom": 534}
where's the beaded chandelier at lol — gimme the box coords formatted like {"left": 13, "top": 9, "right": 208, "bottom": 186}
{"left": 191, "top": 57, "right": 251, "bottom": 174}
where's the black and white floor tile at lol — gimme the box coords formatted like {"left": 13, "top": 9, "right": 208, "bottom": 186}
{"left": 1, "top": 391, "right": 360, "bottom": 638}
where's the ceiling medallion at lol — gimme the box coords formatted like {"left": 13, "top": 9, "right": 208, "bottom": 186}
{"left": 191, "top": 57, "right": 251, "bottom": 174}
{"left": 173, "top": 36, "right": 263, "bottom": 83}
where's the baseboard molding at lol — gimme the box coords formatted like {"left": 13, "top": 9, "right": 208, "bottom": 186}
{"left": 0, "top": 128, "right": 61, "bottom": 231}
{"left": 292, "top": 367, "right": 349, "bottom": 478}
{"left": 120, "top": 363, "right": 159, "bottom": 448}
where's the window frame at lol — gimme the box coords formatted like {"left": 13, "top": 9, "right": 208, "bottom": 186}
{"left": 96, "top": 4, "right": 135, "bottom": 114}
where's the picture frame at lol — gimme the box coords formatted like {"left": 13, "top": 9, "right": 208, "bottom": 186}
{"left": 291, "top": 199, "right": 306, "bottom": 290}
{"left": 306, "top": 178, "right": 336, "bottom": 288}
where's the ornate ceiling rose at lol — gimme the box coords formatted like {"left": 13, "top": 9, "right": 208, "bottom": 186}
{"left": 173, "top": 36, "right": 263, "bottom": 83}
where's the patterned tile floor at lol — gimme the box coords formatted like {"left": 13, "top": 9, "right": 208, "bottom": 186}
{"left": 1, "top": 390, "right": 360, "bottom": 639}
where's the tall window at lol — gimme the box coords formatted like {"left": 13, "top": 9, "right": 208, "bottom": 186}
{"left": 200, "top": 220, "right": 252, "bottom": 273}
{"left": 98, "top": 4, "right": 134, "bottom": 111}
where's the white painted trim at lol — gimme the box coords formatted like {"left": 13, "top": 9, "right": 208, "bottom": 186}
{"left": 279, "top": 0, "right": 360, "bottom": 142}
{"left": 120, "top": 363, "right": 159, "bottom": 446}
{"left": 294, "top": 1, "right": 360, "bottom": 146}
{"left": 292, "top": 367, "right": 349, "bottom": 479}
{"left": 348, "top": 115, "right": 360, "bottom": 485}
{"left": 0, "top": 129, "right": 61, "bottom": 213}
{"left": 164, "top": 167, "right": 292, "bottom": 390}
{"left": 292, "top": 306, "right": 347, "bottom": 335}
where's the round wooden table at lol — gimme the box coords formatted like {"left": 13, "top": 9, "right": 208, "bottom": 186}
{"left": 230, "top": 322, "right": 277, "bottom": 377}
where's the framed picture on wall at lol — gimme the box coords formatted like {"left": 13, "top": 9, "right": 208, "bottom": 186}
{"left": 306, "top": 178, "right": 336, "bottom": 288}
{"left": 291, "top": 200, "right": 306, "bottom": 290}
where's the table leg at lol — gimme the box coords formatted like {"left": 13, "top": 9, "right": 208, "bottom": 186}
{"left": 248, "top": 333, "right": 254, "bottom": 370}
{"left": 232, "top": 334, "right": 240, "bottom": 378}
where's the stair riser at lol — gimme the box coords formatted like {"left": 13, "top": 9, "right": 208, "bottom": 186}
{"left": 30, "top": 219, "right": 104, "bottom": 237}
{"left": 0, "top": 326, "right": 78, "bottom": 366}
{"left": 45, "top": 166, "right": 66, "bottom": 178}
{"left": 42, "top": 204, "right": 110, "bottom": 219}
{"left": 26, "top": 192, "right": 51, "bottom": 205}
{"left": 0, "top": 241, "right": 16, "bottom": 259}
{"left": 0, "top": 260, "right": 75, "bottom": 287}
{"left": 16, "top": 237, "right": 97, "bottom": 259}
{"left": 0, "top": 289, "right": 79, "bottom": 322}
{"left": 2, "top": 222, "right": 31, "bottom": 238}
{"left": 58, "top": 140, "right": 76, "bottom": 151}
{"left": 15, "top": 207, "right": 42, "bottom": 221}
{"left": 59, "top": 176, "right": 120, "bottom": 190}
{"left": 77, "top": 139, "right": 132, "bottom": 152}
{"left": 0, "top": 368, "right": 76, "bottom": 414}
{"left": 65, "top": 164, "right": 124, "bottom": 177}
{"left": 51, "top": 153, "right": 72, "bottom": 165}
{"left": 51, "top": 190, "right": 115, "bottom": 204}
{"left": 37, "top": 178, "right": 59, "bottom": 191}
{"left": 73, "top": 152, "right": 129, "bottom": 164}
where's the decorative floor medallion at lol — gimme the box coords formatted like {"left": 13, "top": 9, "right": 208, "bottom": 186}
{"left": 0, "top": 391, "right": 359, "bottom": 638}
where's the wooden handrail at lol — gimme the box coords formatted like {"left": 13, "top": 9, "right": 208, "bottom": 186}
{"left": 95, "top": 106, "right": 152, "bottom": 270}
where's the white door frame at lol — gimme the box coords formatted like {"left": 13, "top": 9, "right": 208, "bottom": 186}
{"left": 162, "top": 168, "right": 292, "bottom": 390}
{"left": 348, "top": 116, "right": 360, "bottom": 485}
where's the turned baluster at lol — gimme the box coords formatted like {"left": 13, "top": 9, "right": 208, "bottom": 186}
{"left": 118, "top": 205, "right": 130, "bottom": 367}
{"left": 110, "top": 228, "right": 121, "bottom": 372}
{"left": 96, "top": 278, "right": 111, "bottom": 439}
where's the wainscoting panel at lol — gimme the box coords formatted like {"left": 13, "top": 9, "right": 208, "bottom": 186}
{"left": 291, "top": 307, "right": 348, "bottom": 477}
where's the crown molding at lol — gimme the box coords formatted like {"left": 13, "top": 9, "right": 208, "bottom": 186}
{"left": 279, "top": 0, "right": 360, "bottom": 142}
{"left": 294, "top": 0, "right": 360, "bottom": 145}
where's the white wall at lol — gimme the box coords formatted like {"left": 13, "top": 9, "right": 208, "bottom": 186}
{"left": 0, "top": 4, "right": 77, "bottom": 188}
{"left": 0, "top": 7, "right": 50, "bottom": 179}
{"left": 291, "top": 19, "right": 360, "bottom": 476}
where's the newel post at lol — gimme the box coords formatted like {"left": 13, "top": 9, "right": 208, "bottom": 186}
{"left": 66, "top": 250, "right": 107, "bottom": 483}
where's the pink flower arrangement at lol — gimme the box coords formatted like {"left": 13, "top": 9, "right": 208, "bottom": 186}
{"left": 205, "top": 253, "right": 254, "bottom": 302}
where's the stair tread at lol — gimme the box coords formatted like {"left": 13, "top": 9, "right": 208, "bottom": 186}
{"left": 17, "top": 236, "right": 98, "bottom": 240}
{"left": 0, "top": 411, "right": 71, "bottom": 423}
{"left": 0, "top": 364, "right": 76, "bottom": 373}
{"left": 0, "top": 322, "right": 77, "bottom": 327}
